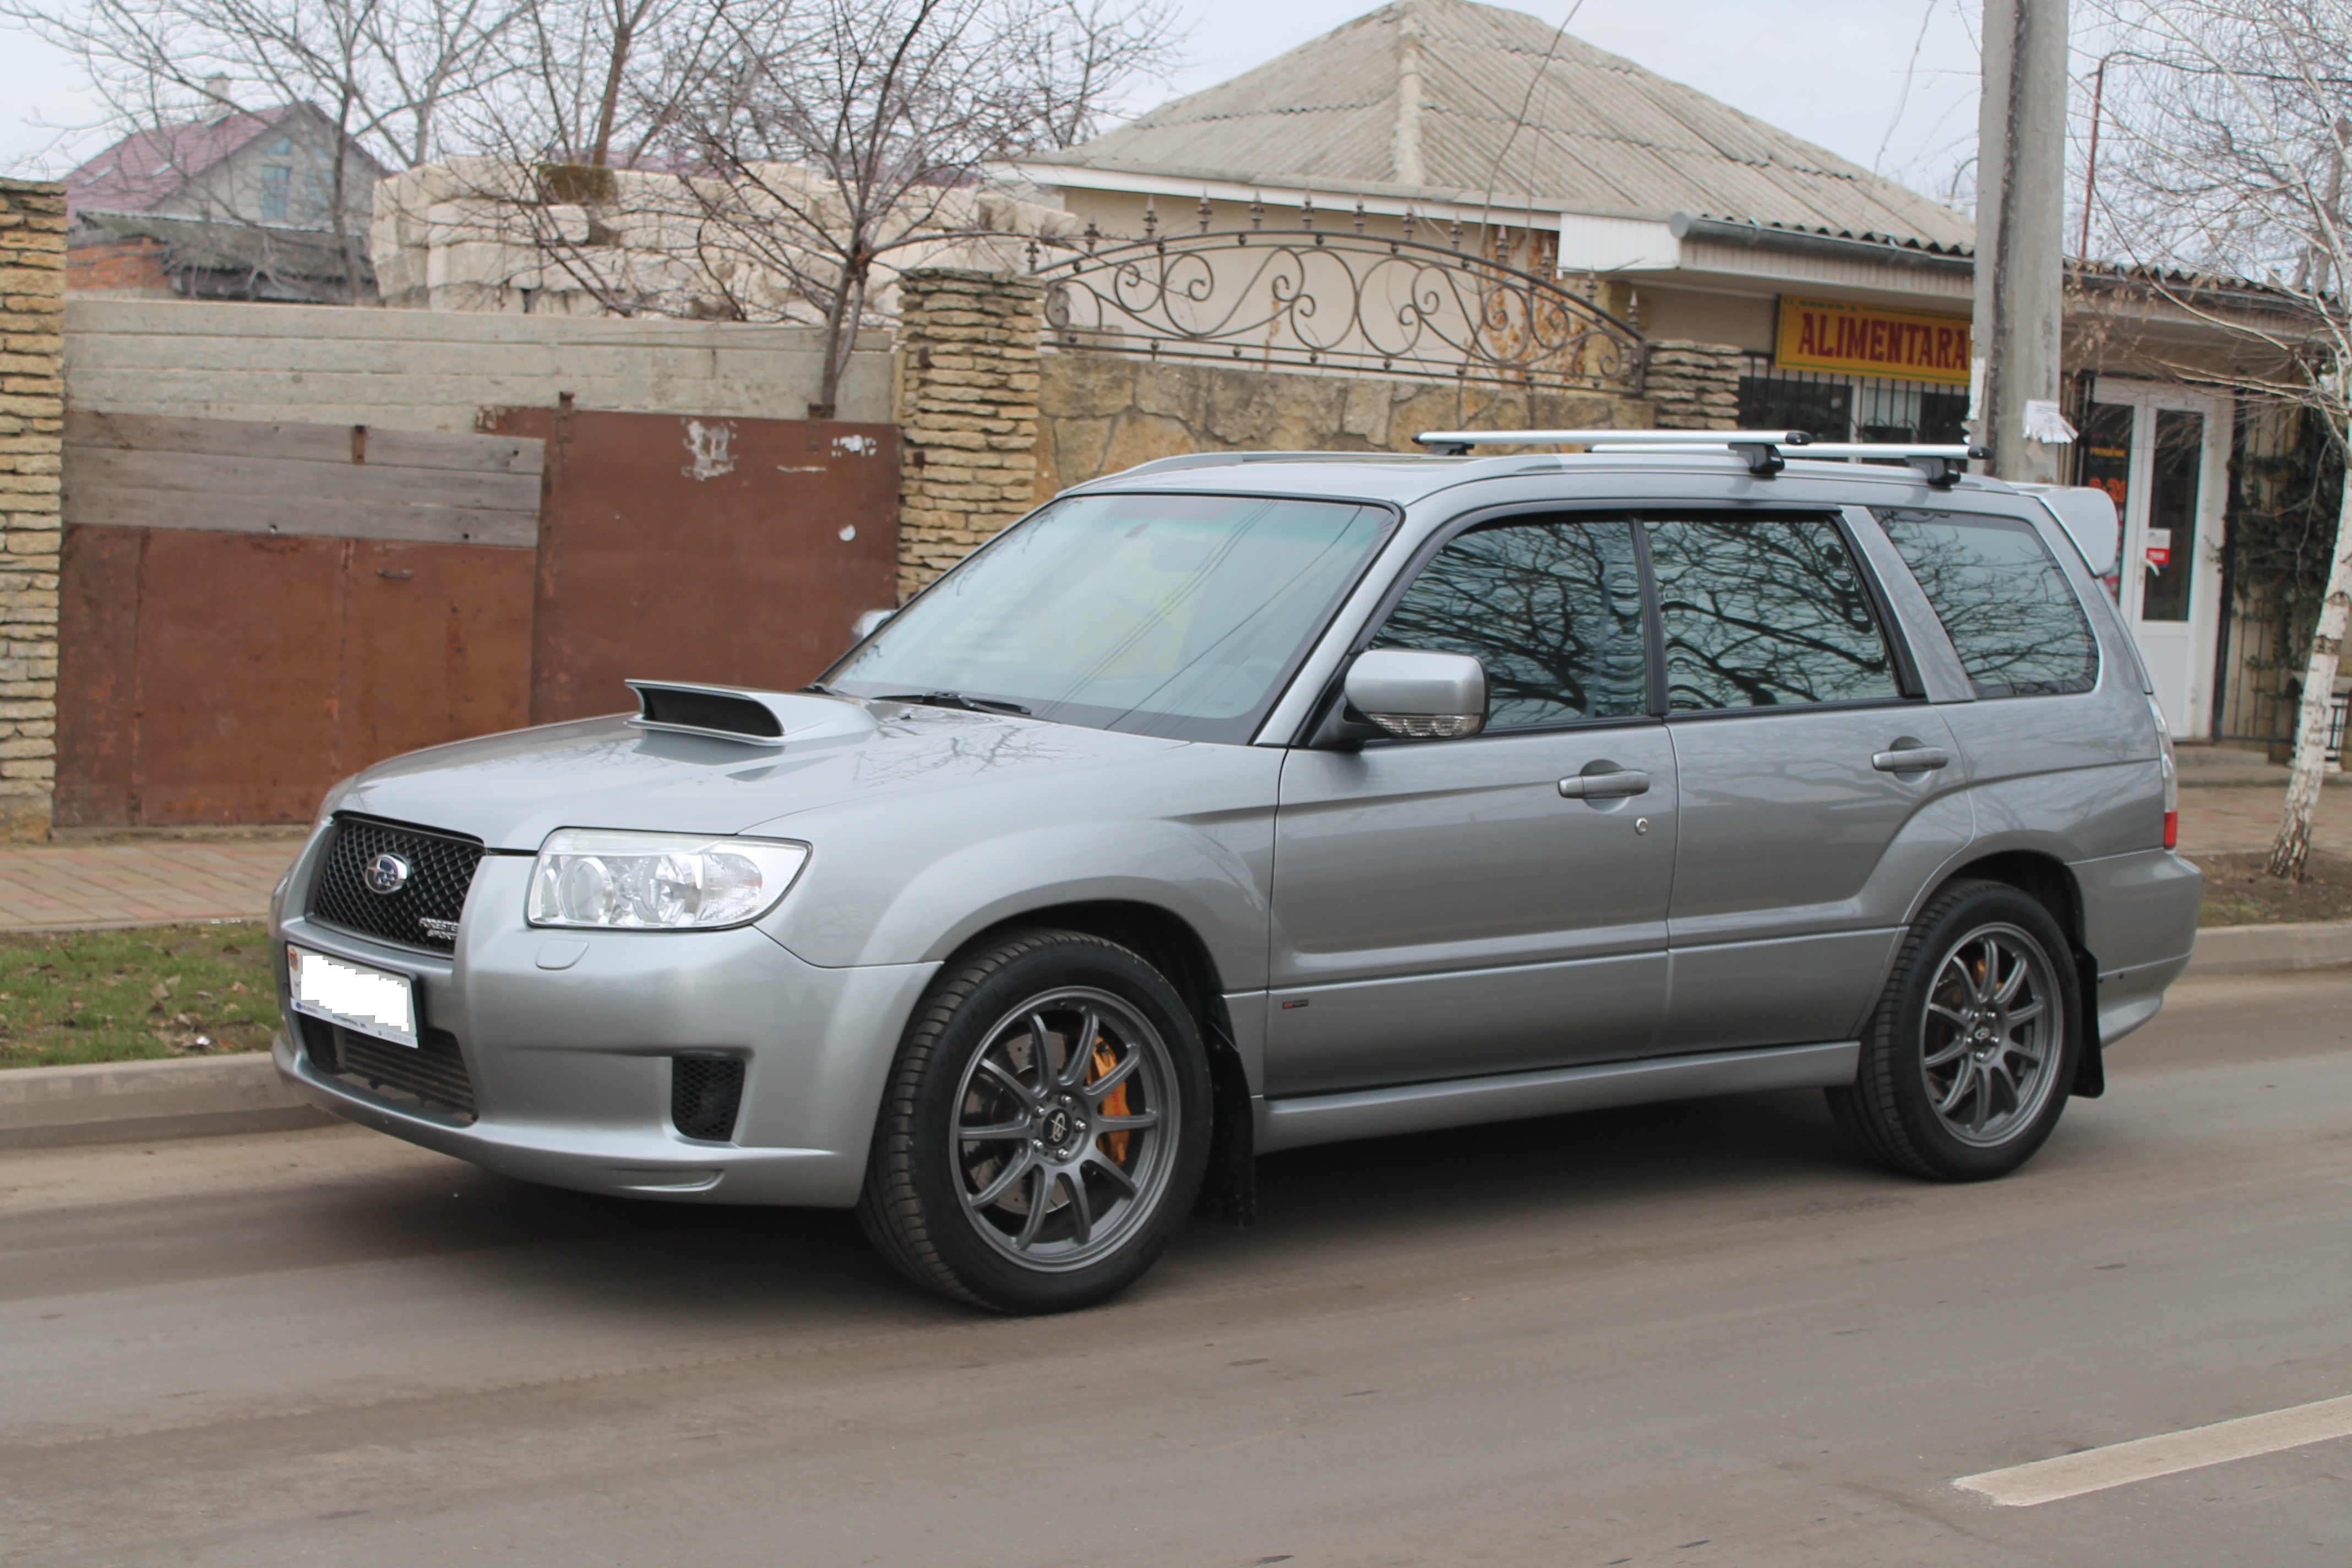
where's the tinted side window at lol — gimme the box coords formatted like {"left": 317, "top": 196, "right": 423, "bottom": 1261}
{"left": 1874, "top": 508, "right": 2100, "bottom": 698}
{"left": 1371, "top": 519, "right": 1648, "bottom": 729}
{"left": 1645, "top": 516, "right": 1903, "bottom": 710}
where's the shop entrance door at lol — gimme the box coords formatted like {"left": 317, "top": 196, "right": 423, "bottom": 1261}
{"left": 2079, "top": 379, "right": 2233, "bottom": 736}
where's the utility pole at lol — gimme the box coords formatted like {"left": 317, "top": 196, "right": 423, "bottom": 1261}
{"left": 1972, "top": 0, "right": 2072, "bottom": 483}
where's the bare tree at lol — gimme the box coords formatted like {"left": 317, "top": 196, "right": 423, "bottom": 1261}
{"left": 2078, "top": 0, "right": 2352, "bottom": 878}
{"left": 658, "top": 0, "right": 1174, "bottom": 412}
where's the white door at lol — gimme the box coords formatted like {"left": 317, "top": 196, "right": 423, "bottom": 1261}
{"left": 2085, "top": 378, "right": 2232, "bottom": 735}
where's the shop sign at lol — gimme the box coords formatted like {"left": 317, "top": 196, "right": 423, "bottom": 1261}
{"left": 2144, "top": 526, "right": 2171, "bottom": 569}
{"left": 1774, "top": 296, "right": 1972, "bottom": 385}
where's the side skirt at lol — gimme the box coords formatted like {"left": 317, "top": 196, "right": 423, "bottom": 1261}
{"left": 1254, "top": 1041, "right": 1861, "bottom": 1155}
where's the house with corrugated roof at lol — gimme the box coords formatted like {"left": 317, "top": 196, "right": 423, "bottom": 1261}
{"left": 1016, "top": 0, "right": 2317, "bottom": 747}
{"left": 65, "top": 100, "right": 382, "bottom": 302}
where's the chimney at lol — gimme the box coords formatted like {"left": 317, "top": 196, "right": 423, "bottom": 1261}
{"left": 203, "top": 74, "right": 230, "bottom": 105}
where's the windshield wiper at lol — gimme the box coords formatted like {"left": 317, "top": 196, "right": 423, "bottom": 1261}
{"left": 875, "top": 690, "right": 1032, "bottom": 716}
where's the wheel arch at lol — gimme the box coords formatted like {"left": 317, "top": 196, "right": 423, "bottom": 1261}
{"left": 1923, "top": 850, "right": 2104, "bottom": 1098}
{"left": 948, "top": 899, "right": 1258, "bottom": 1224}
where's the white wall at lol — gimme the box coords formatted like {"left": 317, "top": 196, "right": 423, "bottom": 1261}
{"left": 64, "top": 298, "right": 895, "bottom": 430}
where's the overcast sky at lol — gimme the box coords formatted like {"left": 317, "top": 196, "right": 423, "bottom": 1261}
{"left": 0, "top": 0, "right": 1985, "bottom": 205}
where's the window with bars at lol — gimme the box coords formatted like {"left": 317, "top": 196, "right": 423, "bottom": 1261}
{"left": 1735, "top": 353, "right": 1968, "bottom": 446}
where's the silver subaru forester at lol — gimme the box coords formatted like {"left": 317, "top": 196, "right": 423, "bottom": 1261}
{"left": 272, "top": 434, "right": 2201, "bottom": 1312}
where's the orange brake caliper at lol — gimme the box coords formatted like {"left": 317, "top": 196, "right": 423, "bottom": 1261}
{"left": 1091, "top": 1044, "right": 1130, "bottom": 1164}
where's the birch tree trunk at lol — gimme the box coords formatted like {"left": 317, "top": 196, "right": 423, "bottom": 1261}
{"left": 2269, "top": 438, "right": 2352, "bottom": 878}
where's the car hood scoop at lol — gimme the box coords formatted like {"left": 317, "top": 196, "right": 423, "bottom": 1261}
{"left": 626, "top": 680, "right": 878, "bottom": 748}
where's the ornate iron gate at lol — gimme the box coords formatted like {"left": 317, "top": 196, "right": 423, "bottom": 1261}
{"left": 1030, "top": 212, "right": 1644, "bottom": 393}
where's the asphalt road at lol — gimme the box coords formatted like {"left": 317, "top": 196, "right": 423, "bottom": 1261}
{"left": 4, "top": 972, "right": 2348, "bottom": 1567}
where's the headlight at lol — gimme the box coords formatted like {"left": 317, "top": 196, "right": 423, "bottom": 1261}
{"left": 526, "top": 830, "right": 809, "bottom": 930}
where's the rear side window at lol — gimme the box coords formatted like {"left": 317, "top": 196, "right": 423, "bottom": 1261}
{"left": 1372, "top": 518, "right": 1648, "bottom": 729}
{"left": 1874, "top": 509, "right": 2099, "bottom": 698}
{"left": 1643, "top": 516, "right": 1903, "bottom": 710}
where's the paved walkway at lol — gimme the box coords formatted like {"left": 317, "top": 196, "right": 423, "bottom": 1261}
{"left": 0, "top": 791, "right": 2340, "bottom": 934}
{"left": 0, "top": 834, "right": 304, "bottom": 933}
{"left": 2175, "top": 788, "right": 2352, "bottom": 857}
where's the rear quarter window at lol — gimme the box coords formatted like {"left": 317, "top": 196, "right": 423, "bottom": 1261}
{"left": 1873, "top": 509, "right": 2100, "bottom": 699}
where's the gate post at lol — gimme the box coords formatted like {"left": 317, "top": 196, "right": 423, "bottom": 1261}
{"left": 895, "top": 268, "right": 1042, "bottom": 600}
{"left": 1643, "top": 341, "right": 1745, "bottom": 431}
{"left": 0, "top": 178, "right": 63, "bottom": 843}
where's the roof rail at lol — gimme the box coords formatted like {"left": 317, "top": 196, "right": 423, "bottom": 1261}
{"left": 1413, "top": 428, "right": 1989, "bottom": 487}
{"left": 1414, "top": 428, "right": 1815, "bottom": 453}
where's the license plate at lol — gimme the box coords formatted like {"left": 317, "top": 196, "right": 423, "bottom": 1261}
{"left": 287, "top": 945, "right": 419, "bottom": 1049}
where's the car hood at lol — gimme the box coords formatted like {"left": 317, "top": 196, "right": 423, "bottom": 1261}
{"left": 326, "top": 698, "right": 1193, "bottom": 851}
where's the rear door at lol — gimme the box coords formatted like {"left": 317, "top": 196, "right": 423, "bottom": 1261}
{"left": 1645, "top": 511, "right": 1971, "bottom": 1053}
{"left": 1268, "top": 514, "right": 1677, "bottom": 1095}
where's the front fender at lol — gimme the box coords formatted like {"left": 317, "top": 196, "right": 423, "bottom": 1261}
{"left": 756, "top": 743, "right": 1282, "bottom": 984}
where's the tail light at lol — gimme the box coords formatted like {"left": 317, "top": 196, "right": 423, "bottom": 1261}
{"left": 2148, "top": 695, "right": 2179, "bottom": 850}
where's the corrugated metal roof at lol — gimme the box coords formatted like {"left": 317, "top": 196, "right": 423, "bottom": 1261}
{"left": 1041, "top": 0, "right": 1973, "bottom": 250}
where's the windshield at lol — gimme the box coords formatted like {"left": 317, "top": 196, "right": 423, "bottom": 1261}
{"left": 826, "top": 492, "right": 1393, "bottom": 742}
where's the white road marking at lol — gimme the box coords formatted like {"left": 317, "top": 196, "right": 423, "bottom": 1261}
{"left": 1955, "top": 1394, "right": 2352, "bottom": 1506}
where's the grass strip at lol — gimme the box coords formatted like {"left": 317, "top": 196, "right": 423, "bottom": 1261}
{"left": 0, "top": 922, "right": 279, "bottom": 1069}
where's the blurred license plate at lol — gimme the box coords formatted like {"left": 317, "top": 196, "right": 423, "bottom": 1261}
{"left": 287, "top": 945, "right": 418, "bottom": 1048}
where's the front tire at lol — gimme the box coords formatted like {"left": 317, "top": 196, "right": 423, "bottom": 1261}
{"left": 856, "top": 929, "right": 1212, "bottom": 1313}
{"left": 1830, "top": 880, "right": 2080, "bottom": 1182}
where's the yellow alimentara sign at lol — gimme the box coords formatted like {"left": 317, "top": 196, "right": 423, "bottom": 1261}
{"left": 1774, "top": 296, "right": 1973, "bottom": 385}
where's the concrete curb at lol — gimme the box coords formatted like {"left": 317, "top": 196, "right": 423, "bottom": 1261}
{"left": 4, "top": 925, "right": 2351, "bottom": 1151}
{"left": 2184, "top": 921, "right": 2352, "bottom": 977}
{"left": 0, "top": 1047, "right": 331, "bottom": 1151}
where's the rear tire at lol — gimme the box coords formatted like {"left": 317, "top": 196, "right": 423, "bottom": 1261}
{"left": 1829, "top": 880, "right": 2079, "bottom": 1182}
{"left": 856, "top": 929, "right": 1212, "bottom": 1313}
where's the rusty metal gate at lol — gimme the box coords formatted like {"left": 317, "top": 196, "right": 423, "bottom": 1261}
{"left": 483, "top": 406, "right": 900, "bottom": 725}
{"left": 56, "top": 407, "right": 901, "bottom": 826}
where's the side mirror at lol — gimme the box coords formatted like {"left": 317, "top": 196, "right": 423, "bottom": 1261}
{"left": 850, "top": 607, "right": 895, "bottom": 642}
{"left": 1342, "top": 649, "right": 1487, "bottom": 738}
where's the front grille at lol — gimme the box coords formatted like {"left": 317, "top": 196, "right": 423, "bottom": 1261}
{"left": 672, "top": 1055, "right": 745, "bottom": 1142}
{"left": 309, "top": 815, "right": 485, "bottom": 952}
{"left": 302, "top": 1014, "right": 476, "bottom": 1120}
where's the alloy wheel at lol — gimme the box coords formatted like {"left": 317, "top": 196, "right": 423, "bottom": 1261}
{"left": 950, "top": 987, "right": 1179, "bottom": 1271}
{"left": 1920, "top": 922, "right": 2064, "bottom": 1147}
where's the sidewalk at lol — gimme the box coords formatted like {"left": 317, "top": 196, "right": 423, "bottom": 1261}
{"left": 2175, "top": 788, "right": 2352, "bottom": 856}
{"left": 0, "top": 832, "right": 304, "bottom": 933}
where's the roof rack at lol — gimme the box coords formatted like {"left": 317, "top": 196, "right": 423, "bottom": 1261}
{"left": 1412, "top": 428, "right": 1990, "bottom": 488}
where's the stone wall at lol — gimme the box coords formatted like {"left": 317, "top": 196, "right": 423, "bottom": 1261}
{"left": 894, "top": 269, "right": 1042, "bottom": 598}
{"left": 0, "top": 179, "right": 63, "bottom": 842}
{"left": 1037, "top": 353, "right": 1652, "bottom": 497}
{"left": 1640, "top": 340, "right": 1745, "bottom": 430}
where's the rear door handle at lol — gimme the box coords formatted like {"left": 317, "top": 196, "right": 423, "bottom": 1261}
{"left": 1559, "top": 769, "right": 1651, "bottom": 799}
{"left": 1872, "top": 747, "right": 1950, "bottom": 773}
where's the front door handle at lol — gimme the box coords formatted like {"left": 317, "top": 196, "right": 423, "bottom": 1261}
{"left": 1872, "top": 747, "right": 1951, "bottom": 773}
{"left": 1559, "top": 769, "right": 1651, "bottom": 799}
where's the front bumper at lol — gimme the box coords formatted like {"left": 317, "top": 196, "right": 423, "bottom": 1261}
{"left": 274, "top": 853, "right": 938, "bottom": 1206}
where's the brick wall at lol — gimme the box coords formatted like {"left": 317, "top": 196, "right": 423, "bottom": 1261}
{"left": 1642, "top": 340, "right": 1745, "bottom": 431}
{"left": 894, "top": 269, "right": 1041, "bottom": 598}
{"left": 0, "top": 179, "right": 63, "bottom": 842}
{"left": 63, "top": 236, "right": 171, "bottom": 295}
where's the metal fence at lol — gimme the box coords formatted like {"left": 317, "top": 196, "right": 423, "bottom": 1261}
{"left": 1028, "top": 217, "right": 1645, "bottom": 394}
